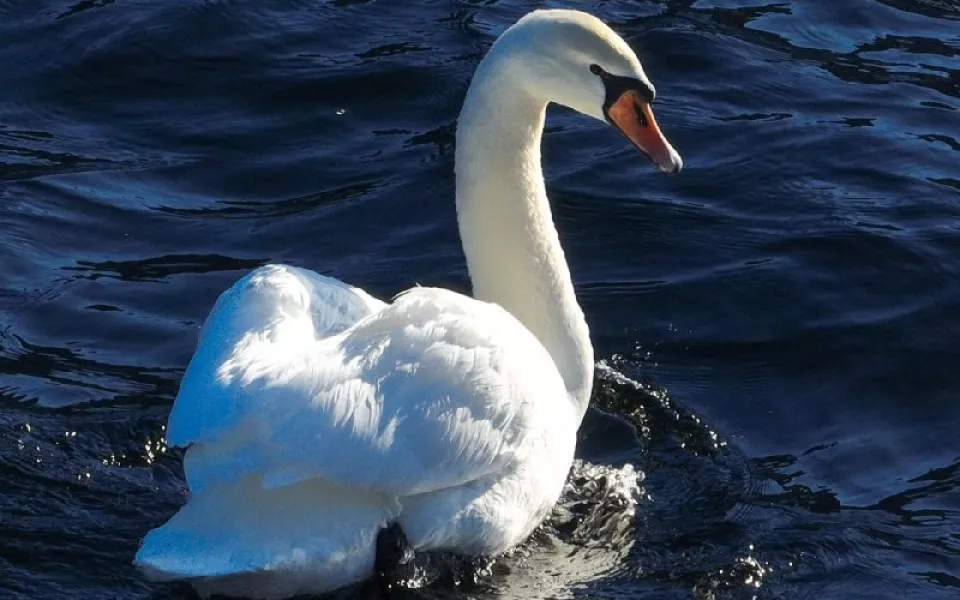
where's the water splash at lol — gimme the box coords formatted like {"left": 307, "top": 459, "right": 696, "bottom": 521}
{"left": 553, "top": 459, "right": 648, "bottom": 548}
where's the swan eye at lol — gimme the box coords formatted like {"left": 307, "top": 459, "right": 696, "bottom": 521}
{"left": 589, "top": 64, "right": 603, "bottom": 76}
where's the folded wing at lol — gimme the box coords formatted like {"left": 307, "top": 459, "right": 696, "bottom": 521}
{"left": 164, "top": 264, "right": 568, "bottom": 496}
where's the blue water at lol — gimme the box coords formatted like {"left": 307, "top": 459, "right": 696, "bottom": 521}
{"left": 1, "top": 0, "right": 958, "bottom": 598}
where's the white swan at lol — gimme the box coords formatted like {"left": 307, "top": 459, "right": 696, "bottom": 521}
{"left": 135, "top": 9, "right": 681, "bottom": 599}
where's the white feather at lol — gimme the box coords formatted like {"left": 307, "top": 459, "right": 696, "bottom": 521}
{"left": 135, "top": 9, "right": 683, "bottom": 598}
{"left": 165, "top": 264, "right": 573, "bottom": 501}
{"left": 136, "top": 265, "right": 576, "bottom": 597}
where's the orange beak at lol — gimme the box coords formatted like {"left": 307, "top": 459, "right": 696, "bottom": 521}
{"left": 606, "top": 89, "right": 683, "bottom": 174}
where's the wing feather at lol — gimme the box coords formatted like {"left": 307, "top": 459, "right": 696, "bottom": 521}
{"left": 166, "top": 265, "right": 385, "bottom": 448}
{"left": 166, "top": 265, "right": 568, "bottom": 497}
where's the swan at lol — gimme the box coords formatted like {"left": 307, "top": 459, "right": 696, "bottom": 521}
{"left": 135, "top": 9, "right": 682, "bottom": 599}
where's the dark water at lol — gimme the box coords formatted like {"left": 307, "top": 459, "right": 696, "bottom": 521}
{"left": 1, "top": 0, "right": 958, "bottom": 598}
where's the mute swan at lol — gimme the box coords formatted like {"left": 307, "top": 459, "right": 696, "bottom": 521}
{"left": 135, "top": 9, "right": 682, "bottom": 599}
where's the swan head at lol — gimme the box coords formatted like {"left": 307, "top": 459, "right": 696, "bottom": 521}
{"left": 496, "top": 10, "right": 683, "bottom": 174}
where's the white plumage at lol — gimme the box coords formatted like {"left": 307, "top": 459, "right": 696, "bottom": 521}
{"left": 138, "top": 266, "right": 574, "bottom": 598}
{"left": 166, "top": 265, "right": 572, "bottom": 497}
{"left": 135, "top": 9, "right": 682, "bottom": 599}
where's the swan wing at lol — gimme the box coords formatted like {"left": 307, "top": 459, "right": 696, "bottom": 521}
{"left": 165, "top": 264, "right": 385, "bottom": 450}
{"left": 165, "top": 264, "right": 570, "bottom": 496}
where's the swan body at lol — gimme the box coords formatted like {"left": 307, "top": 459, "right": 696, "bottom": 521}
{"left": 135, "top": 9, "right": 681, "bottom": 599}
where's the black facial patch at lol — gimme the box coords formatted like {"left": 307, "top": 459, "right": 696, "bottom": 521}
{"left": 589, "top": 64, "right": 655, "bottom": 116}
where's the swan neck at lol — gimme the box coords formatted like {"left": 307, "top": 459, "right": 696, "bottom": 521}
{"left": 455, "top": 55, "right": 593, "bottom": 419}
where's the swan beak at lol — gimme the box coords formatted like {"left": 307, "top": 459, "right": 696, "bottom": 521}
{"left": 607, "top": 90, "right": 683, "bottom": 174}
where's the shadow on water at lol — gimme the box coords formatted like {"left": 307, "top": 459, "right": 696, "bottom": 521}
{"left": 61, "top": 255, "right": 270, "bottom": 283}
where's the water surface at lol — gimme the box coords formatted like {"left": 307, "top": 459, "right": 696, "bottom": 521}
{"left": 1, "top": 1, "right": 958, "bottom": 598}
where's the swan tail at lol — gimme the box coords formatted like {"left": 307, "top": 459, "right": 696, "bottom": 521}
{"left": 135, "top": 475, "right": 400, "bottom": 600}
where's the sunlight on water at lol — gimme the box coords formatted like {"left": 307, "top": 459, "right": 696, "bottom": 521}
{"left": 555, "top": 459, "right": 647, "bottom": 546}
{"left": 693, "top": 544, "right": 772, "bottom": 599}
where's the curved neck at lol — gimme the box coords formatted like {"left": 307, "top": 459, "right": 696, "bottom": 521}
{"left": 454, "top": 52, "right": 594, "bottom": 420}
